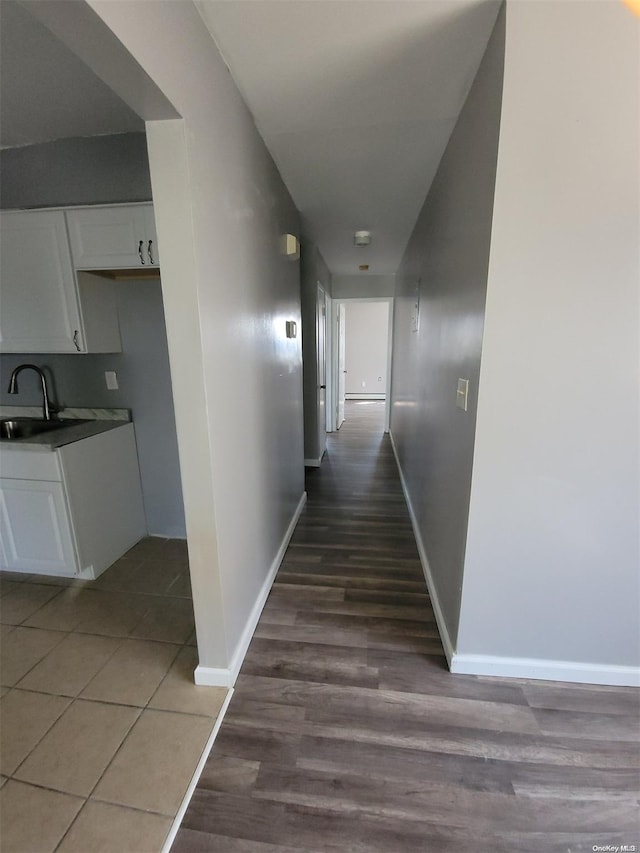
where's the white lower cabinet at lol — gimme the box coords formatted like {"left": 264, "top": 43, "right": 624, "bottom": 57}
{"left": 0, "top": 479, "right": 76, "bottom": 575}
{"left": 0, "top": 424, "right": 147, "bottom": 577}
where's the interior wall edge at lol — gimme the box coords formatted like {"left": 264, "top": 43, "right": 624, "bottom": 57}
{"left": 217, "top": 490, "right": 307, "bottom": 687}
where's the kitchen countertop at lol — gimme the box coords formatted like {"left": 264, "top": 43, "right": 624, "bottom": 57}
{"left": 0, "top": 407, "right": 131, "bottom": 452}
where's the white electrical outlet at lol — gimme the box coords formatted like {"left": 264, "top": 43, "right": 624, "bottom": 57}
{"left": 456, "top": 378, "right": 469, "bottom": 411}
{"left": 105, "top": 371, "right": 119, "bottom": 391}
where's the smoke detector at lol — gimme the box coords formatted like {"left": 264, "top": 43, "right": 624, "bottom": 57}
{"left": 354, "top": 230, "right": 371, "bottom": 247}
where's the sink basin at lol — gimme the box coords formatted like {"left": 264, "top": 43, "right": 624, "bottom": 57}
{"left": 0, "top": 418, "right": 89, "bottom": 440}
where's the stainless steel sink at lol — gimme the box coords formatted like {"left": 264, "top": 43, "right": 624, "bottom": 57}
{"left": 0, "top": 418, "right": 89, "bottom": 440}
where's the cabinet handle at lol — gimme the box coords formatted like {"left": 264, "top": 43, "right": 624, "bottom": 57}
{"left": 138, "top": 240, "right": 145, "bottom": 265}
{"left": 73, "top": 330, "right": 81, "bottom": 352}
{"left": 147, "top": 240, "right": 155, "bottom": 265}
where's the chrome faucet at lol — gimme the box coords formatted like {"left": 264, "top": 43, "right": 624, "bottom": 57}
{"left": 8, "top": 364, "right": 55, "bottom": 420}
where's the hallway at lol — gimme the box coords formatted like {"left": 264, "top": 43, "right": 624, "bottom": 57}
{"left": 173, "top": 402, "right": 638, "bottom": 851}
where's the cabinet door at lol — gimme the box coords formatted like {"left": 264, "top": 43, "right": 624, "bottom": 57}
{"left": 0, "top": 479, "right": 77, "bottom": 575}
{"left": 142, "top": 204, "right": 160, "bottom": 266}
{"left": 0, "top": 210, "right": 83, "bottom": 353}
{"left": 67, "top": 205, "right": 158, "bottom": 269}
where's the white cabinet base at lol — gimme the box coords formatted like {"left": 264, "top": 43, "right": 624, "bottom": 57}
{"left": 0, "top": 424, "right": 147, "bottom": 577}
{"left": 0, "top": 480, "right": 76, "bottom": 576}
{"left": 60, "top": 424, "right": 147, "bottom": 579}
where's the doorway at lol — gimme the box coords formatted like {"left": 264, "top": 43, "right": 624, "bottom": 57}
{"left": 331, "top": 297, "right": 394, "bottom": 433}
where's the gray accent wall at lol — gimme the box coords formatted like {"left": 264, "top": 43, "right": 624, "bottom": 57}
{"left": 0, "top": 281, "right": 186, "bottom": 538}
{"left": 0, "top": 133, "right": 152, "bottom": 209}
{"left": 390, "top": 5, "right": 505, "bottom": 650}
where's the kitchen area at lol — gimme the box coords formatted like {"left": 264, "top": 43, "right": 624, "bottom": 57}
{"left": 0, "top": 197, "right": 184, "bottom": 572}
{"left": 0, "top": 132, "right": 224, "bottom": 852}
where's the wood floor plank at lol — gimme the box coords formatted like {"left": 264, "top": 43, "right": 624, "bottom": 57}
{"left": 251, "top": 763, "right": 638, "bottom": 833}
{"left": 172, "top": 402, "right": 640, "bottom": 851}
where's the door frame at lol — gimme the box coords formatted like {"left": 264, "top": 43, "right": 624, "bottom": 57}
{"left": 330, "top": 296, "right": 394, "bottom": 433}
{"left": 316, "top": 282, "right": 327, "bottom": 459}
{"left": 324, "top": 292, "right": 334, "bottom": 433}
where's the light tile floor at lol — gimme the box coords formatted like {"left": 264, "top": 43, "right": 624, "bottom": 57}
{"left": 0, "top": 538, "right": 228, "bottom": 853}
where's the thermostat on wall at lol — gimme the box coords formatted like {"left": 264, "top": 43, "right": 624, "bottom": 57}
{"left": 281, "top": 234, "right": 300, "bottom": 260}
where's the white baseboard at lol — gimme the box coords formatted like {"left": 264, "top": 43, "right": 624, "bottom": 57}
{"left": 389, "top": 431, "right": 455, "bottom": 665}
{"left": 451, "top": 654, "right": 640, "bottom": 687}
{"left": 148, "top": 532, "right": 187, "bottom": 540}
{"left": 161, "top": 687, "right": 234, "bottom": 852}
{"left": 346, "top": 393, "right": 385, "bottom": 400}
{"left": 304, "top": 457, "right": 322, "bottom": 467}
{"left": 390, "top": 432, "right": 640, "bottom": 687}
{"left": 193, "top": 665, "right": 234, "bottom": 688}
{"left": 194, "top": 491, "right": 307, "bottom": 688}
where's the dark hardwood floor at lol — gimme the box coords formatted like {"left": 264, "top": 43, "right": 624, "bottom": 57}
{"left": 173, "top": 402, "right": 640, "bottom": 852}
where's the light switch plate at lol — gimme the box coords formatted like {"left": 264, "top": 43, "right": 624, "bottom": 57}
{"left": 456, "top": 378, "right": 469, "bottom": 411}
{"left": 105, "top": 371, "right": 119, "bottom": 391}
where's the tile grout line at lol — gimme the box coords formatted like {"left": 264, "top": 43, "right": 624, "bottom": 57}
{"left": 53, "top": 685, "right": 230, "bottom": 852}
{"left": 45, "top": 633, "right": 210, "bottom": 839}
{"left": 0, "top": 583, "right": 68, "bottom": 631}
{"left": 1, "top": 624, "right": 73, "bottom": 692}
{"left": 1, "top": 540, "right": 198, "bottom": 851}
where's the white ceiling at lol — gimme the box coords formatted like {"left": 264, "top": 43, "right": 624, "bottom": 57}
{"left": 196, "top": 0, "right": 501, "bottom": 275}
{"left": 0, "top": 0, "right": 144, "bottom": 149}
{"left": 1, "top": 0, "right": 500, "bottom": 277}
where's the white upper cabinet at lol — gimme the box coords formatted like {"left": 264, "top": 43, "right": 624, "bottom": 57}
{"left": 0, "top": 209, "right": 83, "bottom": 353}
{"left": 67, "top": 203, "right": 159, "bottom": 269}
{"left": 0, "top": 209, "right": 122, "bottom": 354}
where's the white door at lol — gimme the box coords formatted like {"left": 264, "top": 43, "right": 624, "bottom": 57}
{"left": 337, "top": 303, "right": 346, "bottom": 429}
{"left": 317, "top": 284, "right": 327, "bottom": 458}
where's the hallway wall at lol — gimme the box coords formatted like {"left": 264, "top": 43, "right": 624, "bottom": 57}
{"left": 457, "top": 0, "right": 639, "bottom": 682}
{"left": 83, "top": 1, "right": 305, "bottom": 681}
{"left": 390, "top": 5, "right": 505, "bottom": 653}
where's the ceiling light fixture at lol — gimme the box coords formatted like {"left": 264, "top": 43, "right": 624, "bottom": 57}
{"left": 354, "top": 230, "right": 371, "bottom": 247}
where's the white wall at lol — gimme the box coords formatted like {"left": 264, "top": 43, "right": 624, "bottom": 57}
{"left": 390, "top": 5, "right": 505, "bottom": 656}
{"left": 83, "top": 0, "right": 306, "bottom": 682}
{"left": 332, "top": 275, "right": 395, "bottom": 299}
{"left": 456, "top": 1, "right": 639, "bottom": 684}
{"left": 344, "top": 301, "right": 389, "bottom": 397}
